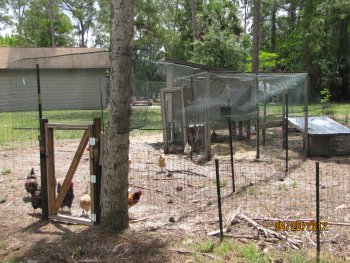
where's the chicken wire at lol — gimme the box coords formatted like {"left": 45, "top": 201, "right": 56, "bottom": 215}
{"left": 0, "top": 51, "right": 349, "bottom": 255}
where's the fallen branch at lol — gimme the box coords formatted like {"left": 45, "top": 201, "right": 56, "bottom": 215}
{"left": 2, "top": 201, "right": 13, "bottom": 210}
{"left": 237, "top": 213, "right": 303, "bottom": 250}
{"left": 0, "top": 241, "right": 22, "bottom": 256}
{"left": 166, "top": 249, "right": 221, "bottom": 260}
{"left": 129, "top": 183, "right": 164, "bottom": 193}
{"left": 166, "top": 169, "right": 208, "bottom": 178}
{"left": 130, "top": 217, "right": 148, "bottom": 223}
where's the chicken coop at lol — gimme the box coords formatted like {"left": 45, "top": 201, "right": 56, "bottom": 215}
{"left": 160, "top": 62, "right": 309, "bottom": 157}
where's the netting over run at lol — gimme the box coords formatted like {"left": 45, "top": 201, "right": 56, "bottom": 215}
{"left": 159, "top": 62, "right": 307, "bottom": 155}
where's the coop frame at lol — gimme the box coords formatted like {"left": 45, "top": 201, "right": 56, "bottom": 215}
{"left": 41, "top": 118, "right": 101, "bottom": 225}
{"left": 161, "top": 68, "right": 310, "bottom": 158}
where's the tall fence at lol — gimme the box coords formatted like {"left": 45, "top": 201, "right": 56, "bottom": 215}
{"left": 0, "top": 51, "right": 350, "bottom": 260}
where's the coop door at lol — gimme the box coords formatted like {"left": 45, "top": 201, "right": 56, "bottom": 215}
{"left": 165, "top": 91, "right": 184, "bottom": 147}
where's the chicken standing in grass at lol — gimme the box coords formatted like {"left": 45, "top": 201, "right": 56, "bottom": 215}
{"left": 157, "top": 154, "right": 166, "bottom": 173}
{"left": 25, "top": 168, "right": 38, "bottom": 196}
{"left": 79, "top": 193, "right": 91, "bottom": 216}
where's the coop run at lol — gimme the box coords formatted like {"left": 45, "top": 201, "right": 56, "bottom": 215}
{"left": 159, "top": 60, "right": 308, "bottom": 158}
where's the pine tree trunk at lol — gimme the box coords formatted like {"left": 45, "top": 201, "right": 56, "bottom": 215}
{"left": 252, "top": 0, "right": 261, "bottom": 73}
{"left": 191, "top": 0, "right": 198, "bottom": 41}
{"left": 101, "top": 0, "right": 134, "bottom": 231}
{"left": 49, "top": 0, "right": 55, "bottom": 47}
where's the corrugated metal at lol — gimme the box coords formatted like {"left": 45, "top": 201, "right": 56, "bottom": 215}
{"left": 289, "top": 116, "right": 350, "bottom": 135}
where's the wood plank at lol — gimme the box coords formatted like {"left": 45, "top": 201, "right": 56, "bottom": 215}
{"left": 53, "top": 129, "right": 89, "bottom": 214}
{"left": 46, "top": 124, "right": 89, "bottom": 130}
{"left": 89, "top": 124, "right": 95, "bottom": 222}
{"left": 93, "top": 118, "right": 102, "bottom": 224}
{"left": 39, "top": 119, "right": 49, "bottom": 219}
{"left": 45, "top": 126, "right": 56, "bottom": 216}
{"left": 49, "top": 215, "right": 93, "bottom": 226}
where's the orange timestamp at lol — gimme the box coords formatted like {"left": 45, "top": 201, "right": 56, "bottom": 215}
{"left": 275, "top": 221, "right": 328, "bottom": 231}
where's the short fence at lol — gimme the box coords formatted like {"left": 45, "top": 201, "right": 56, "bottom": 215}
{"left": 1, "top": 52, "right": 350, "bottom": 260}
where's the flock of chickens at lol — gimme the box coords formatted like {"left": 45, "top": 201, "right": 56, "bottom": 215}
{"left": 24, "top": 167, "right": 144, "bottom": 216}
{"left": 24, "top": 168, "right": 91, "bottom": 216}
{"left": 23, "top": 150, "right": 187, "bottom": 218}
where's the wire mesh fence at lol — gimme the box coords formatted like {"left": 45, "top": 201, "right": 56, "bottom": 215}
{"left": 0, "top": 50, "right": 350, "bottom": 258}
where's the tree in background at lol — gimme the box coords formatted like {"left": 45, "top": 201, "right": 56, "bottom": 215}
{"left": 101, "top": 0, "right": 134, "bottom": 231}
{"left": 252, "top": 0, "right": 260, "bottom": 73}
{"left": 21, "top": 0, "right": 73, "bottom": 47}
{"left": 60, "top": 0, "right": 96, "bottom": 47}
{"left": 93, "top": 0, "right": 112, "bottom": 48}
{"left": 10, "top": 0, "right": 29, "bottom": 46}
{"left": 191, "top": 0, "right": 249, "bottom": 70}
{"left": 0, "top": 0, "right": 12, "bottom": 30}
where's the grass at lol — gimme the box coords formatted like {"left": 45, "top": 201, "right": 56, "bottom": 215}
{"left": 1, "top": 102, "right": 350, "bottom": 147}
{"left": 1, "top": 169, "right": 12, "bottom": 175}
{"left": 181, "top": 237, "right": 346, "bottom": 263}
{"left": 0, "top": 106, "right": 162, "bottom": 147}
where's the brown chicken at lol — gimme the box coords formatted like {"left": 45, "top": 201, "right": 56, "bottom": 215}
{"left": 25, "top": 168, "right": 38, "bottom": 195}
{"left": 128, "top": 190, "right": 142, "bottom": 208}
{"left": 30, "top": 187, "right": 42, "bottom": 212}
{"left": 79, "top": 194, "right": 91, "bottom": 216}
{"left": 157, "top": 154, "right": 166, "bottom": 172}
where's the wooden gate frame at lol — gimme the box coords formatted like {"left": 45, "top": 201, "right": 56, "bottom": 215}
{"left": 43, "top": 118, "right": 101, "bottom": 225}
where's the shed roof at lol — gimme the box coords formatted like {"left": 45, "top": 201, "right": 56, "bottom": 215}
{"left": 0, "top": 47, "right": 110, "bottom": 69}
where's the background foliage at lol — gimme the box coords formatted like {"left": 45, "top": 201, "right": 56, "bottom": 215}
{"left": 0, "top": 0, "right": 349, "bottom": 100}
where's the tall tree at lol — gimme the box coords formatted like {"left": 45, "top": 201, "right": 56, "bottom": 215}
{"left": 101, "top": 0, "right": 134, "bottom": 231}
{"left": 49, "top": 0, "right": 55, "bottom": 47}
{"left": 93, "top": 0, "right": 112, "bottom": 47}
{"left": 21, "top": 0, "right": 73, "bottom": 47}
{"left": 252, "top": 0, "right": 260, "bottom": 73}
{"left": 11, "top": 0, "right": 29, "bottom": 45}
{"left": 60, "top": 0, "right": 96, "bottom": 47}
{"left": 191, "top": 0, "right": 198, "bottom": 41}
{"left": 0, "top": 0, "right": 12, "bottom": 29}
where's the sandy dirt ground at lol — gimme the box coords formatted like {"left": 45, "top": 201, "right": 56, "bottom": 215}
{"left": 0, "top": 130, "right": 350, "bottom": 262}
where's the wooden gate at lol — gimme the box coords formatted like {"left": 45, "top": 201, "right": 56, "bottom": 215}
{"left": 42, "top": 118, "right": 101, "bottom": 225}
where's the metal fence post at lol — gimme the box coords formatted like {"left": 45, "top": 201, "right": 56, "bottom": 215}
{"left": 215, "top": 159, "right": 224, "bottom": 240}
{"left": 316, "top": 162, "right": 320, "bottom": 262}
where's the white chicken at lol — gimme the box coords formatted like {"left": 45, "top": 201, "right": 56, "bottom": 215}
{"left": 184, "top": 141, "right": 192, "bottom": 155}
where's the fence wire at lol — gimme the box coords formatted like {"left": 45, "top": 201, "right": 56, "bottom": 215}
{"left": 0, "top": 50, "right": 350, "bottom": 259}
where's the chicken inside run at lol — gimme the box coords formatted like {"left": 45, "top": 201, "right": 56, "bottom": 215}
{"left": 1, "top": 127, "right": 350, "bottom": 258}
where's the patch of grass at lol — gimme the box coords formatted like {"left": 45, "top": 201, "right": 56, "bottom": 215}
{"left": 292, "top": 180, "right": 298, "bottom": 188}
{"left": 239, "top": 243, "right": 268, "bottom": 263}
{"left": 33, "top": 245, "right": 45, "bottom": 254}
{"left": 0, "top": 197, "right": 6, "bottom": 204}
{"left": 196, "top": 240, "right": 214, "bottom": 253}
{"left": 4, "top": 259, "right": 23, "bottom": 263}
{"left": 1, "top": 169, "right": 11, "bottom": 175}
{"left": 206, "top": 201, "right": 213, "bottom": 206}
{"left": 278, "top": 183, "right": 289, "bottom": 191}
{"left": 0, "top": 107, "right": 162, "bottom": 147}
{"left": 73, "top": 245, "right": 84, "bottom": 257}
{"left": 248, "top": 186, "right": 257, "bottom": 195}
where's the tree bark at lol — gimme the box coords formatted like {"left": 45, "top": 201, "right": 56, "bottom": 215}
{"left": 101, "top": 0, "right": 134, "bottom": 231}
{"left": 271, "top": 2, "right": 277, "bottom": 52}
{"left": 49, "top": 0, "right": 55, "bottom": 47}
{"left": 191, "top": 0, "right": 198, "bottom": 42}
{"left": 252, "top": 0, "right": 261, "bottom": 73}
